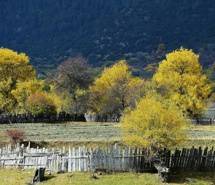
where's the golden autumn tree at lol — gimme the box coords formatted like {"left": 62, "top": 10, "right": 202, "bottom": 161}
{"left": 89, "top": 60, "right": 144, "bottom": 116}
{"left": 12, "top": 80, "right": 63, "bottom": 114}
{"left": 0, "top": 48, "right": 35, "bottom": 81}
{"left": 0, "top": 48, "right": 35, "bottom": 113}
{"left": 153, "top": 48, "right": 211, "bottom": 118}
{"left": 11, "top": 80, "right": 45, "bottom": 113}
{"left": 26, "top": 92, "right": 58, "bottom": 115}
{"left": 121, "top": 94, "right": 189, "bottom": 150}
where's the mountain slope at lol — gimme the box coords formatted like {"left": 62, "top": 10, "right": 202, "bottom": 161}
{"left": 0, "top": 0, "right": 215, "bottom": 74}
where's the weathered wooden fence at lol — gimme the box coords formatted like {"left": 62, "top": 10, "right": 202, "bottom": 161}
{"left": 0, "top": 113, "right": 119, "bottom": 123}
{"left": 160, "top": 147, "right": 215, "bottom": 171}
{"left": 0, "top": 144, "right": 215, "bottom": 173}
{"left": 0, "top": 144, "right": 154, "bottom": 173}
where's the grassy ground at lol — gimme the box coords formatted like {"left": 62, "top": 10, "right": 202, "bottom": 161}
{"left": 183, "top": 125, "right": 215, "bottom": 148}
{"left": 0, "top": 169, "right": 214, "bottom": 185}
{"left": 0, "top": 122, "right": 214, "bottom": 148}
{"left": 0, "top": 122, "right": 120, "bottom": 148}
{"left": 0, "top": 124, "right": 214, "bottom": 184}
{"left": 0, "top": 122, "right": 120, "bottom": 143}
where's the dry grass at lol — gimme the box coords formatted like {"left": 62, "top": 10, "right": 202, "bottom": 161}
{"left": 0, "top": 122, "right": 214, "bottom": 148}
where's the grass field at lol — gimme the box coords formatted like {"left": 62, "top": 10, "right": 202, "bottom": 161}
{"left": 0, "top": 169, "right": 215, "bottom": 185}
{"left": 0, "top": 124, "right": 214, "bottom": 185}
{"left": 0, "top": 122, "right": 120, "bottom": 144}
{"left": 0, "top": 122, "right": 214, "bottom": 147}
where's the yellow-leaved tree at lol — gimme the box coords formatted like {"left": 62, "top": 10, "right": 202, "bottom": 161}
{"left": 11, "top": 80, "right": 45, "bottom": 113}
{"left": 153, "top": 48, "right": 211, "bottom": 118}
{"left": 26, "top": 92, "right": 58, "bottom": 115}
{"left": 0, "top": 48, "right": 35, "bottom": 113}
{"left": 0, "top": 48, "right": 63, "bottom": 114}
{"left": 121, "top": 94, "right": 189, "bottom": 151}
{"left": 89, "top": 60, "right": 144, "bottom": 116}
{"left": 12, "top": 80, "right": 63, "bottom": 114}
{"left": 0, "top": 48, "right": 35, "bottom": 81}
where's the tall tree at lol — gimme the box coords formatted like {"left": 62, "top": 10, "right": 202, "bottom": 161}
{"left": 153, "top": 48, "right": 211, "bottom": 118}
{"left": 53, "top": 56, "right": 94, "bottom": 114}
{"left": 0, "top": 48, "right": 35, "bottom": 113}
{"left": 11, "top": 80, "right": 45, "bottom": 113}
{"left": 89, "top": 60, "right": 144, "bottom": 116}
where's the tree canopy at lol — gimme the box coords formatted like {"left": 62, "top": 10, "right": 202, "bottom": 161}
{"left": 0, "top": 48, "right": 35, "bottom": 81}
{"left": 52, "top": 56, "right": 94, "bottom": 114}
{"left": 11, "top": 80, "right": 45, "bottom": 113}
{"left": 153, "top": 48, "right": 211, "bottom": 118}
{"left": 54, "top": 56, "right": 93, "bottom": 94}
{"left": 0, "top": 48, "right": 62, "bottom": 114}
{"left": 89, "top": 60, "right": 144, "bottom": 115}
{"left": 26, "top": 92, "right": 58, "bottom": 115}
{"left": 0, "top": 48, "right": 35, "bottom": 113}
{"left": 121, "top": 94, "right": 189, "bottom": 150}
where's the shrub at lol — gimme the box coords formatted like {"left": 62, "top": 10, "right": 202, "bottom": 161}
{"left": 121, "top": 94, "right": 189, "bottom": 153}
{"left": 6, "top": 129, "right": 25, "bottom": 144}
{"left": 26, "top": 92, "right": 57, "bottom": 115}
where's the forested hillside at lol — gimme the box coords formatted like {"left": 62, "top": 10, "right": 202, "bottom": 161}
{"left": 1, "top": 0, "right": 215, "bottom": 75}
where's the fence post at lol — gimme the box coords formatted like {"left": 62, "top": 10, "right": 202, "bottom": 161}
{"left": 68, "top": 147, "right": 72, "bottom": 172}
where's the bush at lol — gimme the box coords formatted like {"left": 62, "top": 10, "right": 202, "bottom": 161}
{"left": 121, "top": 94, "right": 189, "bottom": 153}
{"left": 6, "top": 129, "right": 25, "bottom": 144}
{"left": 26, "top": 92, "right": 57, "bottom": 115}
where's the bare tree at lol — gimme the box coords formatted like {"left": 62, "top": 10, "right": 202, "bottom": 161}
{"left": 53, "top": 55, "right": 94, "bottom": 114}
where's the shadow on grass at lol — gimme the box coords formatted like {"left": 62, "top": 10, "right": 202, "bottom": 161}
{"left": 43, "top": 175, "right": 56, "bottom": 182}
{"left": 26, "top": 175, "right": 56, "bottom": 185}
{"left": 169, "top": 172, "right": 215, "bottom": 184}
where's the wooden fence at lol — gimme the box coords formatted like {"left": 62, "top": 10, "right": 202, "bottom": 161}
{"left": 0, "top": 144, "right": 154, "bottom": 173}
{"left": 0, "top": 144, "right": 215, "bottom": 173}
{"left": 0, "top": 112, "right": 85, "bottom": 124}
{"left": 1, "top": 113, "right": 215, "bottom": 124}
{"left": 160, "top": 147, "right": 215, "bottom": 171}
{"left": 0, "top": 113, "right": 119, "bottom": 123}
